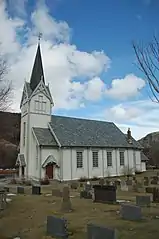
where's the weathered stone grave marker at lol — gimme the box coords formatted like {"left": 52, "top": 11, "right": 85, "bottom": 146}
{"left": 61, "top": 185, "right": 72, "bottom": 212}
{"left": 136, "top": 195, "right": 151, "bottom": 207}
{"left": 0, "top": 189, "right": 7, "bottom": 210}
{"left": 87, "top": 223, "right": 117, "bottom": 239}
{"left": 17, "top": 186, "right": 24, "bottom": 194}
{"left": 47, "top": 216, "right": 68, "bottom": 238}
{"left": 80, "top": 183, "right": 92, "bottom": 199}
{"left": 120, "top": 180, "right": 128, "bottom": 191}
{"left": 120, "top": 204, "right": 142, "bottom": 221}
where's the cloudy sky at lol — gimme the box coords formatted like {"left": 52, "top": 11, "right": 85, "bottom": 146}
{"left": 1, "top": 0, "right": 159, "bottom": 140}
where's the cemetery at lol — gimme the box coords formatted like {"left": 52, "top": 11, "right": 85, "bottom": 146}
{"left": 0, "top": 170, "right": 159, "bottom": 238}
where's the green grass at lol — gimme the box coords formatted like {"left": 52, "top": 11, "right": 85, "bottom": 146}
{"left": 0, "top": 170, "right": 159, "bottom": 239}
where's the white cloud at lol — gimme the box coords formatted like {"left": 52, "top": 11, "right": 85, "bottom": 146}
{"left": 84, "top": 77, "right": 105, "bottom": 101}
{"left": 101, "top": 99, "right": 159, "bottom": 139}
{"left": 105, "top": 74, "right": 145, "bottom": 100}
{"left": 0, "top": 0, "right": 110, "bottom": 111}
{"left": 31, "top": 1, "right": 71, "bottom": 43}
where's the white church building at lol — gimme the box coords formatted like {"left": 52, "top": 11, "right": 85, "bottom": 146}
{"left": 16, "top": 42, "right": 146, "bottom": 181}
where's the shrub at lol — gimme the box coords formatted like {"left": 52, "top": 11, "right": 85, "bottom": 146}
{"left": 10, "top": 178, "right": 16, "bottom": 184}
{"left": 91, "top": 176, "right": 98, "bottom": 181}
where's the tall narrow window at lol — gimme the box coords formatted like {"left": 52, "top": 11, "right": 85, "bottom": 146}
{"left": 92, "top": 151, "right": 98, "bottom": 168}
{"left": 36, "top": 145, "right": 38, "bottom": 169}
{"left": 23, "top": 122, "right": 26, "bottom": 146}
{"left": 120, "top": 151, "right": 125, "bottom": 166}
{"left": 34, "top": 95, "right": 46, "bottom": 113}
{"left": 76, "top": 151, "right": 83, "bottom": 168}
{"left": 107, "top": 151, "right": 112, "bottom": 167}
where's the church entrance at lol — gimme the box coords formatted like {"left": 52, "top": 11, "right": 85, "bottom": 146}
{"left": 45, "top": 163, "right": 54, "bottom": 179}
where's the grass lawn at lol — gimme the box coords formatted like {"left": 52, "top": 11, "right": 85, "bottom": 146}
{"left": 0, "top": 170, "right": 159, "bottom": 239}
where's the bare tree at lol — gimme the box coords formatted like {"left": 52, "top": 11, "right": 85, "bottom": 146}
{"left": 0, "top": 54, "right": 12, "bottom": 111}
{"left": 133, "top": 36, "right": 159, "bottom": 102}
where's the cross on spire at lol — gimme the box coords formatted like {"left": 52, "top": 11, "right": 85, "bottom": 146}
{"left": 38, "top": 32, "right": 42, "bottom": 43}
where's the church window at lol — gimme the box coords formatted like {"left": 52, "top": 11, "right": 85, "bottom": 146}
{"left": 23, "top": 122, "right": 26, "bottom": 146}
{"left": 120, "top": 151, "right": 125, "bottom": 166}
{"left": 76, "top": 151, "right": 83, "bottom": 168}
{"left": 34, "top": 95, "right": 47, "bottom": 113}
{"left": 36, "top": 145, "right": 38, "bottom": 169}
{"left": 92, "top": 151, "right": 98, "bottom": 167}
{"left": 107, "top": 151, "right": 112, "bottom": 167}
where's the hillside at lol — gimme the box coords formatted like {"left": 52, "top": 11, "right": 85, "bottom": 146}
{"left": 138, "top": 132, "right": 159, "bottom": 166}
{"left": 0, "top": 111, "right": 20, "bottom": 168}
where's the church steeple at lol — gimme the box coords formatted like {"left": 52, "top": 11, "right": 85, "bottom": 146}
{"left": 30, "top": 40, "right": 45, "bottom": 91}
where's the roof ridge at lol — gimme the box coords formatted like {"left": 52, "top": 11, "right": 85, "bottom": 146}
{"left": 51, "top": 114, "right": 113, "bottom": 124}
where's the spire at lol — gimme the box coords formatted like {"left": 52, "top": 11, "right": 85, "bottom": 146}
{"left": 30, "top": 33, "right": 45, "bottom": 91}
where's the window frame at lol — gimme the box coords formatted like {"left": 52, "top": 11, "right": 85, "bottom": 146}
{"left": 23, "top": 122, "right": 26, "bottom": 146}
{"left": 76, "top": 151, "right": 83, "bottom": 168}
{"left": 92, "top": 151, "right": 99, "bottom": 168}
{"left": 107, "top": 151, "right": 112, "bottom": 167}
{"left": 119, "top": 151, "right": 125, "bottom": 166}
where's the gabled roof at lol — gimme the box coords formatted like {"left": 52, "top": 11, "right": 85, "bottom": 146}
{"left": 32, "top": 127, "right": 58, "bottom": 146}
{"left": 30, "top": 44, "right": 45, "bottom": 91}
{"left": 48, "top": 115, "right": 142, "bottom": 148}
{"left": 20, "top": 82, "right": 52, "bottom": 108}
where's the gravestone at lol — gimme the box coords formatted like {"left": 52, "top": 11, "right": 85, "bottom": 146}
{"left": 87, "top": 223, "right": 117, "bottom": 239}
{"left": 120, "top": 181, "right": 128, "bottom": 191}
{"left": 17, "top": 186, "right": 24, "bottom": 194}
{"left": 120, "top": 204, "right": 142, "bottom": 221}
{"left": 84, "top": 183, "right": 92, "bottom": 192}
{"left": 0, "top": 189, "right": 7, "bottom": 210}
{"left": 93, "top": 185, "right": 116, "bottom": 204}
{"left": 136, "top": 195, "right": 151, "bottom": 207}
{"left": 47, "top": 216, "right": 68, "bottom": 238}
{"left": 151, "top": 177, "right": 158, "bottom": 185}
{"left": 146, "top": 187, "right": 154, "bottom": 194}
{"left": 61, "top": 185, "right": 72, "bottom": 212}
{"left": 52, "top": 189, "right": 62, "bottom": 197}
{"left": 152, "top": 188, "right": 159, "bottom": 202}
{"left": 4, "top": 187, "right": 9, "bottom": 193}
{"left": 32, "top": 185, "right": 41, "bottom": 195}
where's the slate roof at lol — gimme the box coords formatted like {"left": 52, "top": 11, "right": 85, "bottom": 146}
{"left": 46, "top": 115, "right": 142, "bottom": 149}
{"left": 33, "top": 127, "right": 58, "bottom": 146}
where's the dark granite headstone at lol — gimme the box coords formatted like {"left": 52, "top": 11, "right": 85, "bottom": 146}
{"left": 136, "top": 195, "right": 151, "bottom": 207}
{"left": 47, "top": 216, "right": 68, "bottom": 238}
{"left": 120, "top": 204, "right": 142, "bottom": 221}
{"left": 87, "top": 223, "right": 117, "bottom": 239}
{"left": 152, "top": 188, "right": 159, "bottom": 202}
{"left": 32, "top": 185, "right": 41, "bottom": 195}
{"left": 17, "top": 186, "right": 24, "bottom": 194}
{"left": 93, "top": 185, "right": 116, "bottom": 203}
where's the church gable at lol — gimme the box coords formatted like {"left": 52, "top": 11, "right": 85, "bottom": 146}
{"left": 20, "top": 82, "right": 29, "bottom": 108}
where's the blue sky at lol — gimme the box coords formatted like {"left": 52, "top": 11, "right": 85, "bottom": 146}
{"left": 1, "top": 0, "right": 159, "bottom": 139}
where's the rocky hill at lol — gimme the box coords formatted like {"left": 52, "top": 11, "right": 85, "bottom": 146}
{"left": 138, "top": 132, "right": 159, "bottom": 166}
{"left": 0, "top": 111, "right": 20, "bottom": 168}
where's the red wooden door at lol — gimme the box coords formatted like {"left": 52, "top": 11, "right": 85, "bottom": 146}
{"left": 46, "top": 164, "right": 53, "bottom": 179}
